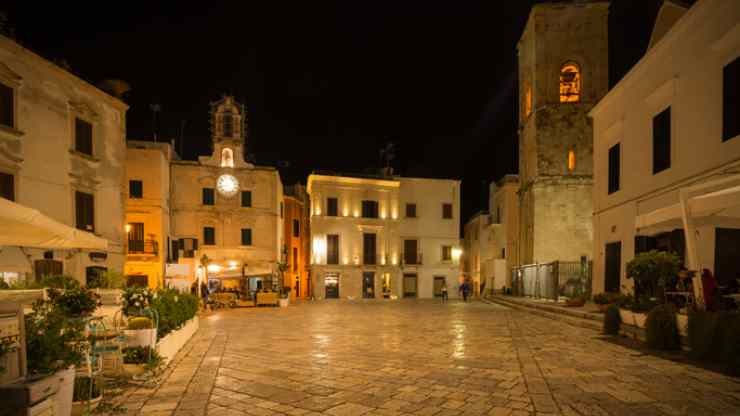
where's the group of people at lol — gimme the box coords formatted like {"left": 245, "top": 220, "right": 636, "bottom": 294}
{"left": 437, "top": 279, "right": 478, "bottom": 302}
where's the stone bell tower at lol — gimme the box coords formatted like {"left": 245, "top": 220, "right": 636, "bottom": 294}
{"left": 200, "top": 95, "right": 252, "bottom": 168}
{"left": 517, "top": 0, "right": 609, "bottom": 265}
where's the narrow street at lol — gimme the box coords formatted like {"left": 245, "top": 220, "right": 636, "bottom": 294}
{"left": 117, "top": 301, "right": 740, "bottom": 416}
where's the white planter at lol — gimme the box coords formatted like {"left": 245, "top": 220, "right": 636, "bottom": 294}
{"left": 633, "top": 313, "right": 648, "bottom": 329}
{"left": 676, "top": 314, "right": 689, "bottom": 337}
{"left": 619, "top": 309, "right": 633, "bottom": 326}
{"left": 278, "top": 298, "right": 289, "bottom": 307}
{"left": 53, "top": 367, "right": 75, "bottom": 416}
{"left": 124, "top": 328, "right": 157, "bottom": 348}
{"left": 157, "top": 317, "right": 199, "bottom": 363}
{"left": 71, "top": 394, "right": 102, "bottom": 416}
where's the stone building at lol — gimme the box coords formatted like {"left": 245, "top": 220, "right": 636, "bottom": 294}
{"left": 282, "top": 183, "right": 310, "bottom": 299}
{"left": 488, "top": 175, "right": 520, "bottom": 292}
{"left": 0, "top": 34, "right": 128, "bottom": 285}
{"left": 307, "top": 172, "right": 461, "bottom": 299}
{"left": 517, "top": 0, "right": 609, "bottom": 265}
{"left": 124, "top": 140, "right": 176, "bottom": 288}
{"left": 590, "top": 0, "right": 740, "bottom": 297}
{"left": 462, "top": 211, "right": 489, "bottom": 296}
{"left": 170, "top": 96, "right": 284, "bottom": 290}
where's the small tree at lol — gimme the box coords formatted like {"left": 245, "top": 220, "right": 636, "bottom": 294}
{"left": 626, "top": 250, "right": 681, "bottom": 299}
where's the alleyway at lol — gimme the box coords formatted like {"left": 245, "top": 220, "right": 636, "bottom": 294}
{"left": 119, "top": 301, "right": 740, "bottom": 416}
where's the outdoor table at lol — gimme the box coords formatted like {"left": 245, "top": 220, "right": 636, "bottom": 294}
{"left": 665, "top": 291, "right": 694, "bottom": 308}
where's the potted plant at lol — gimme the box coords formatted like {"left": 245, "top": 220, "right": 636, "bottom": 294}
{"left": 121, "top": 287, "right": 154, "bottom": 317}
{"left": 565, "top": 285, "right": 586, "bottom": 307}
{"left": 626, "top": 250, "right": 681, "bottom": 301}
{"left": 593, "top": 293, "right": 613, "bottom": 312}
{"left": 46, "top": 287, "right": 100, "bottom": 317}
{"left": 122, "top": 346, "right": 162, "bottom": 377}
{"left": 71, "top": 376, "right": 103, "bottom": 416}
{"left": 124, "top": 316, "right": 157, "bottom": 348}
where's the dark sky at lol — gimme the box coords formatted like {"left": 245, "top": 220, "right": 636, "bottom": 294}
{"left": 6, "top": 0, "right": 677, "bottom": 225}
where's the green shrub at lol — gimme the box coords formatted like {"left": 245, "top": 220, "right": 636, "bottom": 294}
{"left": 40, "top": 275, "right": 80, "bottom": 290}
{"left": 0, "top": 279, "right": 9, "bottom": 290}
{"left": 122, "top": 346, "right": 156, "bottom": 364}
{"left": 646, "top": 304, "right": 680, "bottom": 350}
{"left": 721, "top": 314, "right": 740, "bottom": 376}
{"left": 150, "top": 289, "right": 199, "bottom": 338}
{"left": 688, "top": 310, "right": 740, "bottom": 375}
{"left": 127, "top": 317, "right": 153, "bottom": 330}
{"left": 87, "top": 270, "right": 125, "bottom": 289}
{"left": 47, "top": 287, "right": 100, "bottom": 317}
{"left": 603, "top": 304, "right": 622, "bottom": 335}
{"left": 687, "top": 309, "right": 719, "bottom": 361}
{"left": 593, "top": 293, "right": 611, "bottom": 305}
{"left": 8, "top": 279, "right": 43, "bottom": 290}
{"left": 25, "top": 298, "right": 86, "bottom": 375}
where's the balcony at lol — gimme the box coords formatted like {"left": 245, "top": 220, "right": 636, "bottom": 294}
{"left": 128, "top": 239, "right": 159, "bottom": 256}
{"left": 401, "top": 252, "right": 423, "bottom": 266}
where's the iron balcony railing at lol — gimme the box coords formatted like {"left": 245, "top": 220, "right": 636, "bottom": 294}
{"left": 401, "top": 252, "right": 423, "bottom": 266}
{"left": 127, "top": 239, "right": 159, "bottom": 256}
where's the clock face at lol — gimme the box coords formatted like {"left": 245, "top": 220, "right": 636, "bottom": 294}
{"left": 216, "top": 174, "right": 239, "bottom": 197}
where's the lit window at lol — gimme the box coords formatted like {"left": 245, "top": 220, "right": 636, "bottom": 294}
{"left": 221, "top": 148, "right": 234, "bottom": 167}
{"left": 567, "top": 149, "right": 576, "bottom": 172}
{"left": 560, "top": 63, "right": 581, "bottom": 103}
{"left": 525, "top": 85, "right": 532, "bottom": 117}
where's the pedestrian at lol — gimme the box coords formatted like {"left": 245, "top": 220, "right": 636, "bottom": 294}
{"left": 462, "top": 281, "right": 469, "bottom": 302}
{"left": 441, "top": 281, "right": 448, "bottom": 302}
{"left": 200, "top": 281, "right": 210, "bottom": 311}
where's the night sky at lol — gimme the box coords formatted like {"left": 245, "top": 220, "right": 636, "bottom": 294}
{"left": 5, "top": 0, "right": 680, "bottom": 225}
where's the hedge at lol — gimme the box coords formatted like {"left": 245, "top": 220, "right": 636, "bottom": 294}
{"left": 150, "top": 288, "right": 199, "bottom": 339}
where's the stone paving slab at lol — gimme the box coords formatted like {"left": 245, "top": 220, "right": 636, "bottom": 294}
{"left": 109, "top": 300, "right": 740, "bottom": 416}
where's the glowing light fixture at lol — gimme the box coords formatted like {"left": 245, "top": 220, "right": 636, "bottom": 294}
{"left": 207, "top": 264, "right": 222, "bottom": 273}
{"left": 451, "top": 247, "right": 463, "bottom": 261}
{"left": 125, "top": 224, "right": 131, "bottom": 233}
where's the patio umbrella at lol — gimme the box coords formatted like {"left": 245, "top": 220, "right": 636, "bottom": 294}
{"left": 0, "top": 198, "right": 108, "bottom": 250}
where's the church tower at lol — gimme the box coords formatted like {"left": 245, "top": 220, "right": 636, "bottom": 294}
{"left": 200, "top": 95, "right": 252, "bottom": 168}
{"left": 517, "top": 0, "right": 609, "bottom": 265}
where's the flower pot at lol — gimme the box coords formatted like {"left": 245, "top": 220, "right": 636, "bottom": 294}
{"left": 124, "top": 328, "right": 157, "bottom": 348}
{"left": 122, "top": 363, "right": 146, "bottom": 377}
{"left": 565, "top": 298, "right": 585, "bottom": 307}
{"left": 619, "top": 308, "right": 634, "bottom": 325}
{"left": 278, "top": 298, "right": 289, "bottom": 307}
{"left": 71, "top": 394, "right": 102, "bottom": 416}
{"left": 53, "top": 367, "right": 75, "bottom": 416}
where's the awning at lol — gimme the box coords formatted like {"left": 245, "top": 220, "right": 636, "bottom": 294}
{"left": 0, "top": 198, "right": 108, "bottom": 250}
{"left": 0, "top": 246, "right": 32, "bottom": 273}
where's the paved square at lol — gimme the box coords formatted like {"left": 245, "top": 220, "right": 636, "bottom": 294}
{"left": 117, "top": 300, "right": 740, "bottom": 415}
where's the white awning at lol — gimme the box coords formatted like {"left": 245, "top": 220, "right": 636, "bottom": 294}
{"left": 0, "top": 198, "right": 108, "bottom": 250}
{"left": 0, "top": 246, "right": 32, "bottom": 273}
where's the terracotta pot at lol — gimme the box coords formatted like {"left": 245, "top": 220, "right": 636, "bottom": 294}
{"left": 71, "top": 394, "right": 102, "bottom": 416}
{"left": 122, "top": 363, "right": 146, "bottom": 376}
{"left": 566, "top": 298, "right": 585, "bottom": 307}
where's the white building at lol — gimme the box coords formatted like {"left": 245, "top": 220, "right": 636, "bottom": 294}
{"left": 0, "top": 34, "right": 128, "bottom": 285}
{"left": 307, "top": 172, "right": 461, "bottom": 299}
{"left": 590, "top": 0, "right": 740, "bottom": 298}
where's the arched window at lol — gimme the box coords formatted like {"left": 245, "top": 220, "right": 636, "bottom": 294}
{"left": 221, "top": 148, "right": 234, "bottom": 168}
{"left": 560, "top": 63, "right": 581, "bottom": 103}
{"left": 222, "top": 110, "right": 233, "bottom": 138}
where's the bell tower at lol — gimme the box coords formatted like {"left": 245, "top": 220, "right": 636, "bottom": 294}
{"left": 517, "top": 0, "right": 609, "bottom": 265}
{"left": 201, "top": 95, "right": 252, "bottom": 168}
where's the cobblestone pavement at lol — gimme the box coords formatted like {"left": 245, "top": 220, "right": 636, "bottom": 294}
{"left": 117, "top": 300, "right": 740, "bottom": 416}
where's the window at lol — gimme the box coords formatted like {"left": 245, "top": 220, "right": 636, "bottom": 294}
{"left": 0, "top": 172, "right": 14, "bottom": 201}
{"left": 442, "top": 246, "right": 452, "bottom": 261}
{"left": 723, "top": 57, "right": 739, "bottom": 141}
{"left": 502, "top": 248, "right": 506, "bottom": 259}
{"left": 361, "top": 200, "right": 378, "bottom": 218}
{"left": 560, "top": 63, "right": 581, "bottom": 103}
{"left": 327, "top": 234, "right": 339, "bottom": 264}
{"left": 442, "top": 203, "right": 453, "bottom": 219}
{"left": 221, "top": 148, "right": 234, "bottom": 168}
{"left": 223, "top": 111, "right": 233, "bottom": 138}
{"left": 327, "top": 197, "right": 338, "bottom": 216}
{"left": 241, "top": 190, "right": 252, "bottom": 207}
{"left": 202, "top": 188, "right": 215, "bottom": 205}
{"left": 179, "top": 238, "right": 198, "bottom": 258}
{"left": 608, "top": 143, "right": 620, "bottom": 194}
{"left": 280, "top": 202, "right": 283, "bottom": 218}
{"left": 293, "top": 247, "right": 298, "bottom": 272}
{"left": 0, "top": 82, "right": 13, "bottom": 128}
{"left": 75, "top": 191, "right": 95, "bottom": 232}
{"left": 567, "top": 149, "right": 576, "bottom": 172}
{"left": 405, "top": 203, "right": 417, "bottom": 218}
{"left": 74, "top": 118, "right": 93, "bottom": 156}
{"left": 129, "top": 180, "right": 143, "bottom": 199}
{"left": 241, "top": 228, "right": 252, "bottom": 246}
{"left": 363, "top": 233, "right": 377, "bottom": 265}
{"left": 293, "top": 219, "right": 300, "bottom": 237}
{"left": 128, "top": 223, "right": 144, "bottom": 252}
{"left": 203, "top": 227, "right": 216, "bottom": 245}
{"left": 653, "top": 107, "right": 671, "bottom": 174}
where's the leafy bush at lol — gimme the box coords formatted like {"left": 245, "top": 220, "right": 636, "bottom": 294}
{"left": 40, "top": 275, "right": 80, "bottom": 290}
{"left": 25, "top": 298, "right": 86, "bottom": 374}
{"left": 73, "top": 376, "right": 101, "bottom": 402}
{"left": 0, "top": 279, "right": 8, "bottom": 290}
{"left": 127, "top": 317, "right": 153, "bottom": 330}
{"left": 630, "top": 295, "right": 660, "bottom": 313}
{"left": 7, "top": 279, "right": 43, "bottom": 290}
{"left": 603, "top": 304, "right": 622, "bottom": 335}
{"left": 87, "top": 270, "right": 125, "bottom": 289}
{"left": 122, "top": 346, "right": 156, "bottom": 364}
{"left": 593, "top": 293, "right": 612, "bottom": 305}
{"left": 150, "top": 288, "right": 199, "bottom": 338}
{"left": 47, "top": 287, "right": 100, "bottom": 317}
{"left": 121, "top": 287, "right": 154, "bottom": 316}
{"left": 646, "top": 304, "right": 680, "bottom": 350}
{"left": 626, "top": 250, "right": 681, "bottom": 299}
{"left": 689, "top": 310, "right": 740, "bottom": 375}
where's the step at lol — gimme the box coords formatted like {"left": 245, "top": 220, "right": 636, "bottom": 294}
{"left": 483, "top": 297, "right": 602, "bottom": 331}
{"left": 490, "top": 295, "right": 603, "bottom": 322}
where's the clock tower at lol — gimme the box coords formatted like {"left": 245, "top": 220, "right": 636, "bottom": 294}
{"left": 199, "top": 95, "right": 253, "bottom": 171}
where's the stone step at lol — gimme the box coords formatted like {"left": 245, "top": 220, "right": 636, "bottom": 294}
{"left": 483, "top": 297, "right": 602, "bottom": 332}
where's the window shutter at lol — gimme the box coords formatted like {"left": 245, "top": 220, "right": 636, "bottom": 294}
{"left": 652, "top": 108, "right": 671, "bottom": 174}
{"left": 0, "top": 83, "right": 13, "bottom": 128}
{"left": 75, "top": 118, "right": 93, "bottom": 155}
{"left": 0, "top": 172, "right": 14, "bottom": 201}
{"left": 723, "top": 57, "right": 740, "bottom": 141}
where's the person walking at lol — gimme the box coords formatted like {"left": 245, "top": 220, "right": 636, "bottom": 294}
{"left": 461, "top": 281, "right": 469, "bottom": 302}
{"left": 441, "top": 281, "right": 448, "bottom": 302}
{"left": 200, "top": 281, "right": 210, "bottom": 311}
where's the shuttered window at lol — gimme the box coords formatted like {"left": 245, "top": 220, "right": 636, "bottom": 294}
{"left": 327, "top": 198, "right": 338, "bottom": 216}
{"left": 75, "top": 118, "right": 93, "bottom": 156}
{"left": 241, "top": 191, "right": 252, "bottom": 207}
{"left": 652, "top": 108, "right": 671, "bottom": 174}
{"left": 406, "top": 203, "right": 417, "bottom": 218}
{"left": 293, "top": 219, "right": 300, "bottom": 238}
{"left": 608, "top": 143, "right": 620, "bottom": 194}
{"left": 724, "top": 57, "right": 739, "bottom": 141}
{"left": 0, "top": 82, "right": 13, "bottom": 128}
{"left": 327, "top": 234, "right": 339, "bottom": 264}
{"left": 129, "top": 180, "right": 143, "bottom": 199}
{"left": 442, "top": 203, "right": 453, "bottom": 219}
{"left": 361, "top": 200, "right": 378, "bottom": 218}
{"left": 75, "top": 191, "right": 95, "bottom": 232}
{"left": 241, "top": 228, "right": 252, "bottom": 246}
{"left": 203, "top": 227, "right": 215, "bottom": 245}
{"left": 0, "top": 172, "right": 14, "bottom": 201}
{"left": 34, "top": 259, "right": 63, "bottom": 281}
{"left": 202, "top": 188, "right": 215, "bottom": 205}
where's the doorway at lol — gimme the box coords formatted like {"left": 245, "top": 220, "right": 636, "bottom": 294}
{"left": 433, "top": 276, "right": 446, "bottom": 297}
{"left": 362, "top": 272, "right": 375, "bottom": 298}
{"left": 715, "top": 228, "right": 740, "bottom": 287}
{"left": 325, "top": 273, "right": 339, "bottom": 299}
{"left": 604, "top": 241, "right": 621, "bottom": 292}
{"left": 403, "top": 273, "right": 417, "bottom": 298}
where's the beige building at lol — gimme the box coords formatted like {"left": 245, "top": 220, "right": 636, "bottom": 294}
{"left": 0, "top": 34, "right": 128, "bottom": 285}
{"left": 124, "top": 141, "right": 175, "bottom": 288}
{"left": 590, "top": 0, "right": 740, "bottom": 296}
{"left": 462, "top": 212, "right": 488, "bottom": 296}
{"left": 170, "top": 96, "right": 283, "bottom": 290}
{"left": 307, "top": 172, "right": 461, "bottom": 299}
{"left": 517, "top": 0, "right": 609, "bottom": 265}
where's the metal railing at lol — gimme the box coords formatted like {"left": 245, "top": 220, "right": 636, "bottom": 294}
{"left": 401, "top": 252, "right": 423, "bottom": 266}
{"left": 127, "top": 239, "right": 159, "bottom": 256}
{"left": 511, "top": 260, "right": 592, "bottom": 301}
